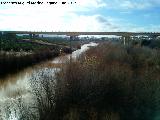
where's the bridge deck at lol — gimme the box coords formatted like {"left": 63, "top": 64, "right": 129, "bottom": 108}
{"left": 1, "top": 31, "right": 160, "bottom": 36}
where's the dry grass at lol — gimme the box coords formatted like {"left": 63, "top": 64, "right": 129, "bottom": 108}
{"left": 55, "top": 42, "right": 160, "bottom": 120}
{"left": 0, "top": 49, "right": 59, "bottom": 78}
{"left": 17, "top": 42, "right": 160, "bottom": 120}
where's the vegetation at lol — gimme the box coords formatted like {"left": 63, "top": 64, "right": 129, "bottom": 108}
{"left": 0, "top": 33, "right": 74, "bottom": 78}
{"left": 1, "top": 32, "right": 160, "bottom": 119}
{"left": 141, "top": 39, "right": 160, "bottom": 48}
{"left": 0, "top": 34, "right": 55, "bottom": 52}
{"left": 53, "top": 42, "right": 160, "bottom": 120}
{"left": 28, "top": 36, "right": 81, "bottom": 49}
{"left": 15, "top": 42, "right": 160, "bottom": 120}
{"left": 31, "top": 37, "right": 71, "bottom": 46}
{"left": 0, "top": 49, "right": 60, "bottom": 78}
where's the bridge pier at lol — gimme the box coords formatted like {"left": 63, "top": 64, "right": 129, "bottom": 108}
{"left": 0, "top": 31, "right": 3, "bottom": 36}
{"left": 122, "top": 36, "right": 131, "bottom": 45}
{"left": 0, "top": 32, "right": 3, "bottom": 52}
{"left": 69, "top": 35, "right": 78, "bottom": 50}
{"left": 33, "top": 34, "right": 35, "bottom": 39}
{"left": 0, "top": 32, "right": 3, "bottom": 41}
{"left": 29, "top": 34, "right": 32, "bottom": 39}
{"left": 121, "top": 36, "right": 125, "bottom": 45}
{"left": 70, "top": 36, "right": 74, "bottom": 50}
{"left": 29, "top": 33, "right": 37, "bottom": 39}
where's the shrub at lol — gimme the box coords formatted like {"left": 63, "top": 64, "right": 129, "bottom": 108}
{"left": 55, "top": 42, "right": 160, "bottom": 120}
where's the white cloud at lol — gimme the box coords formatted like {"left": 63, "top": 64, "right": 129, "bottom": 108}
{"left": 0, "top": 9, "right": 159, "bottom": 32}
{"left": 104, "top": 0, "right": 160, "bottom": 10}
{"left": 0, "top": 13, "right": 120, "bottom": 31}
{"left": 116, "top": 23, "right": 160, "bottom": 32}
{"left": 0, "top": 0, "right": 160, "bottom": 32}
{"left": 119, "top": 1, "right": 151, "bottom": 10}
{"left": 0, "top": 0, "right": 108, "bottom": 31}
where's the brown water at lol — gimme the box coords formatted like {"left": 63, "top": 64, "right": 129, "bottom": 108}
{"left": 0, "top": 42, "right": 98, "bottom": 120}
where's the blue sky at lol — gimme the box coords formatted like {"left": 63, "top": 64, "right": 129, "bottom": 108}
{"left": 0, "top": 0, "right": 160, "bottom": 32}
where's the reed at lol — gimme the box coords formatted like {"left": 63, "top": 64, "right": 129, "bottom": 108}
{"left": 14, "top": 42, "right": 160, "bottom": 120}
{"left": 54, "top": 42, "right": 160, "bottom": 120}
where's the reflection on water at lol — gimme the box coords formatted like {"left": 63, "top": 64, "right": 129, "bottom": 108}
{"left": 52, "top": 42, "right": 98, "bottom": 63}
{"left": 0, "top": 42, "right": 98, "bottom": 120}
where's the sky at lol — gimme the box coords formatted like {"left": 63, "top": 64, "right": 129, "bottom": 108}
{"left": 0, "top": 0, "right": 160, "bottom": 32}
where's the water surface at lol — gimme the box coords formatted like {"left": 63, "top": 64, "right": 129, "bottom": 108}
{"left": 0, "top": 42, "right": 98, "bottom": 120}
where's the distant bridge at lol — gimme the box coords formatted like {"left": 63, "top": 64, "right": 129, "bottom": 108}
{"left": 1, "top": 31, "right": 160, "bottom": 36}
{"left": 1, "top": 31, "right": 160, "bottom": 45}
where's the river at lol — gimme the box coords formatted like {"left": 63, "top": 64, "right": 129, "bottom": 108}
{"left": 0, "top": 42, "right": 98, "bottom": 120}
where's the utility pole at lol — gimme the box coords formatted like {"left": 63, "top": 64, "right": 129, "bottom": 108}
{"left": 122, "top": 36, "right": 126, "bottom": 45}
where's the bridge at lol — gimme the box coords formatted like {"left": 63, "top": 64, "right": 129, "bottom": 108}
{"left": 1, "top": 31, "right": 160, "bottom": 36}
{"left": 1, "top": 31, "right": 160, "bottom": 45}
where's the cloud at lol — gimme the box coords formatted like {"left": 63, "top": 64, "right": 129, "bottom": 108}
{"left": 0, "top": 0, "right": 107, "bottom": 31}
{"left": 0, "top": 13, "right": 119, "bottom": 31}
{"left": 116, "top": 23, "right": 160, "bottom": 32}
{"left": 77, "top": 0, "right": 106, "bottom": 9}
{"left": 104, "top": 0, "right": 160, "bottom": 10}
{"left": 0, "top": 0, "right": 160, "bottom": 32}
{"left": 95, "top": 15, "right": 120, "bottom": 31}
{"left": 119, "top": 0, "right": 151, "bottom": 10}
{"left": 0, "top": 10, "right": 159, "bottom": 32}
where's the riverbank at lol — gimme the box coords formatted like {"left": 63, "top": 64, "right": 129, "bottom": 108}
{"left": 0, "top": 42, "right": 98, "bottom": 120}
{"left": 1, "top": 42, "right": 160, "bottom": 119}
{"left": 0, "top": 46, "right": 72, "bottom": 78}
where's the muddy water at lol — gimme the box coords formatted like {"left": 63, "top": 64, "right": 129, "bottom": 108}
{"left": 0, "top": 42, "right": 98, "bottom": 120}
